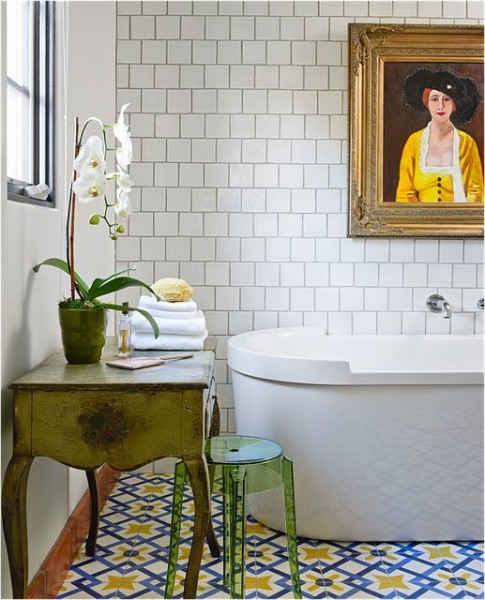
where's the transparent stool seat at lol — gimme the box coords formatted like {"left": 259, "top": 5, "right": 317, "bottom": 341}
{"left": 206, "top": 435, "right": 283, "bottom": 464}
{"left": 164, "top": 435, "right": 302, "bottom": 599}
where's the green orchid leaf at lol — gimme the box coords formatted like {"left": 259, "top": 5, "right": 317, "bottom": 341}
{"left": 90, "top": 266, "right": 137, "bottom": 294}
{"left": 33, "top": 258, "right": 90, "bottom": 299}
{"left": 88, "top": 276, "right": 157, "bottom": 301}
{"left": 104, "top": 265, "right": 137, "bottom": 282}
{"left": 101, "top": 303, "right": 160, "bottom": 338}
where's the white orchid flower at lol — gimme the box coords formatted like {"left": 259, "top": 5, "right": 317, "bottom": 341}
{"left": 113, "top": 104, "right": 132, "bottom": 170}
{"left": 117, "top": 170, "right": 134, "bottom": 190}
{"left": 73, "top": 172, "right": 107, "bottom": 204}
{"left": 73, "top": 135, "right": 106, "bottom": 178}
{"left": 115, "top": 187, "right": 133, "bottom": 219}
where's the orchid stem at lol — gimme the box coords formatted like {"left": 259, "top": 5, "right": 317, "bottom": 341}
{"left": 68, "top": 117, "right": 80, "bottom": 301}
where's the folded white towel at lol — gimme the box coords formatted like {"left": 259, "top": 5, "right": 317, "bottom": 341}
{"left": 147, "top": 308, "right": 198, "bottom": 320}
{"left": 139, "top": 295, "right": 197, "bottom": 314}
{"left": 132, "top": 310, "right": 207, "bottom": 336}
{"left": 132, "top": 331, "right": 208, "bottom": 351}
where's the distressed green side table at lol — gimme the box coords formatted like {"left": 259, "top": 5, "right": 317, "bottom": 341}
{"left": 165, "top": 435, "right": 302, "bottom": 599}
{"left": 2, "top": 337, "right": 218, "bottom": 599}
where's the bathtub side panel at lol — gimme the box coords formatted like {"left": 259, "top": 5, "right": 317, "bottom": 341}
{"left": 232, "top": 371, "right": 484, "bottom": 541}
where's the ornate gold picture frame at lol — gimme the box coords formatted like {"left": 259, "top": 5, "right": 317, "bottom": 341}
{"left": 348, "top": 24, "right": 484, "bottom": 238}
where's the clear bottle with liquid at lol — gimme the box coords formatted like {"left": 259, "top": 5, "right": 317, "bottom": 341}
{"left": 118, "top": 301, "right": 132, "bottom": 357}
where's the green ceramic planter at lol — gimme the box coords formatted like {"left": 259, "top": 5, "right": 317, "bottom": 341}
{"left": 58, "top": 307, "right": 108, "bottom": 364}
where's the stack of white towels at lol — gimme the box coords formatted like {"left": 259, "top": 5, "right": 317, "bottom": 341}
{"left": 132, "top": 296, "right": 208, "bottom": 350}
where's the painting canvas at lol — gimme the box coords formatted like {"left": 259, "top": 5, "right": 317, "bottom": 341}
{"left": 348, "top": 24, "right": 484, "bottom": 238}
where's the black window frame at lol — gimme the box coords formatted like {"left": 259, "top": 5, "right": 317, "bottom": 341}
{"left": 7, "top": 0, "right": 55, "bottom": 207}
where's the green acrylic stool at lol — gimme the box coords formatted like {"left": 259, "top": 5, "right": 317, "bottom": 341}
{"left": 164, "top": 435, "right": 302, "bottom": 599}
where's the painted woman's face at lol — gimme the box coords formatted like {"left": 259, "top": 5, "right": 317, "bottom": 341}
{"left": 427, "top": 89, "right": 456, "bottom": 123}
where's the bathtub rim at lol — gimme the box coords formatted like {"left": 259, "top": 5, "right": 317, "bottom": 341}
{"left": 227, "top": 327, "right": 484, "bottom": 386}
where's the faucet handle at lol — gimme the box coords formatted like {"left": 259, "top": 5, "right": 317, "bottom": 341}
{"left": 427, "top": 294, "right": 451, "bottom": 318}
{"left": 427, "top": 294, "right": 445, "bottom": 313}
{"left": 478, "top": 298, "right": 484, "bottom": 311}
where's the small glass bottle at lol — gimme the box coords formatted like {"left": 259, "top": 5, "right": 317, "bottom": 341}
{"left": 118, "top": 302, "right": 132, "bottom": 357}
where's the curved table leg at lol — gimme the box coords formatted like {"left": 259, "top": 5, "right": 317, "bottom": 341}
{"left": 2, "top": 455, "right": 34, "bottom": 599}
{"left": 183, "top": 455, "right": 211, "bottom": 599}
{"left": 85, "top": 469, "right": 99, "bottom": 556}
{"left": 206, "top": 394, "right": 222, "bottom": 557}
{"left": 206, "top": 508, "right": 220, "bottom": 558}
{"left": 208, "top": 396, "right": 220, "bottom": 438}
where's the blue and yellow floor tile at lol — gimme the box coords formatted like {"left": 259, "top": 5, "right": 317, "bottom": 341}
{"left": 57, "top": 473, "right": 484, "bottom": 599}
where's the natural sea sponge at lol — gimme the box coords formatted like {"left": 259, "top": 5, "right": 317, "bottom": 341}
{"left": 151, "top": 277, "right": 193, "bottom": 302}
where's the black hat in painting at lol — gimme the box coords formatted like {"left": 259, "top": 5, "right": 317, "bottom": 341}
{"left": 403, "top": 68, "right": 481, "bottom": 124}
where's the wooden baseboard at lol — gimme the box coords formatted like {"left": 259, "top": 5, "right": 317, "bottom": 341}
{"left": 27, "top": 465, "right": 120, "bottom": 599}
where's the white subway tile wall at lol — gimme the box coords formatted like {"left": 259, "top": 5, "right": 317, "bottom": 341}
{"left": 116, "top": 1, "right": 484, "bottom": 433}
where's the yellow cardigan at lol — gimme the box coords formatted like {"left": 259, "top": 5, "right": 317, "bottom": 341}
{"left": 396, "top": 127, "right": 483, "bottom": 203}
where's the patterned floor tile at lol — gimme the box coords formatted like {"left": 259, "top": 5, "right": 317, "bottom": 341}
{"left": 302, "top": 568, "right": 396, "bottom": 599}
{"left": 380, "top": 560, "right": 479, "bottom": 599}
{"left": 56, "top": 473, "right": 484, "bottom": 599}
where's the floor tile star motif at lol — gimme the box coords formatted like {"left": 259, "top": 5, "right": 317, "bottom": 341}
{"left": 423, "top": 545, "right": 459, "bottom": 561}
{"left": 141, "top": 483, "right": 170, "bottom": 496}
{"left": 123, "top": 522, "right": 155, "bottom": 536}
{"left": 300, "top": 545, "right": 333, "bottom": 562}
{"left": 245, "top": 574, "right": 274, "bottom": 591}
{"left": 56, "top": 473, "right": 484, "bottom": 599}
{"left": 246, "top": 519, "right": 270, "bottom": 537}
{"left": 101, "top": 574, "right": 139, "bottom": 592}
{"left": 374, "top": 573, "right": 410, "bottom": 591}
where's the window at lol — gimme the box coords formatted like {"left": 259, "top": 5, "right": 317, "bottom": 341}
{"left": 6, "top": 0, "right": 55, "bottom": 205}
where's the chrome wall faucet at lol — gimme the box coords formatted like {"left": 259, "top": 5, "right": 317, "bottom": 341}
{"left": 427, "top": 294, "right": 451, "bottom": 319}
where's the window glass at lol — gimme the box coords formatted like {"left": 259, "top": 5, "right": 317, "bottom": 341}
{"left": 6, "top": 1, "right": 31, "bottom": 183}
{"left": 6, "top": 0, "right": 55, "bottom": 205}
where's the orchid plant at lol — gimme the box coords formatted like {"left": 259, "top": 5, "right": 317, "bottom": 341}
{"left": 34, "top": 105, "right": 159, "bottom": 337}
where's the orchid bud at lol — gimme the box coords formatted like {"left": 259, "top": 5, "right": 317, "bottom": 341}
{"left": 89, "top": 214, "right": 101, "bottom": 225}
{"left": 116, "top": 224, "right": 125, "bottom": 233}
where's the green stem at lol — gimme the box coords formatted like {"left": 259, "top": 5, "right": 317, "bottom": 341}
{"left": 78, "top": 116, "right": 105, "bottom": 146}
{"left": 68, "top": 118, "right": 80, "bottom": 301}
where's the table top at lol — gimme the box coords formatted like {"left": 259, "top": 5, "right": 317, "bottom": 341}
{"left": 10, "top": 337, "right": 217, "bottom": 391}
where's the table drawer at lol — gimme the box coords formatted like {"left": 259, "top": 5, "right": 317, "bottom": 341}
{"left": 31, "top": 390, "right": 183, "bottom": 470}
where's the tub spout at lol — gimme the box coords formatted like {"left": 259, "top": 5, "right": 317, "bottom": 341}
{"left": 427, "top": 294, "right": 452, "bottom": 318}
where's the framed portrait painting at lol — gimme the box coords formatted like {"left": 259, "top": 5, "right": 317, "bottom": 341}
{"left": 348, "top": 24, "right": 484, "bottom": 238}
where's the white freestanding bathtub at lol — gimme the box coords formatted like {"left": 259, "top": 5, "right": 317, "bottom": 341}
{"left": 227, "top": 327, "right": 484, "bottom": 541}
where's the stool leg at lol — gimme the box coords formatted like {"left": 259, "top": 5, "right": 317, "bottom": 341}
{"left": 282, "top": 457, "right": 302, "bottom": 599}
{"left": 164, "top": 461, "right": 186, "bottom": 599}
{"left": 229, "top": 466, "right": 247, "bottom": 599}
{"left": 206, "top": 463, "right": 221, "bottom": 558}
{"left": 222, "top": 466, "right": 231, "bottom": 588}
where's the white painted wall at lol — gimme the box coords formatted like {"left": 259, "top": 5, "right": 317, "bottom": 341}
{"left": 1, "top": 2, "right": 115, "bottom": 597}
{"left": 62, "top": 0, "right": 116, "bottom": 513}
